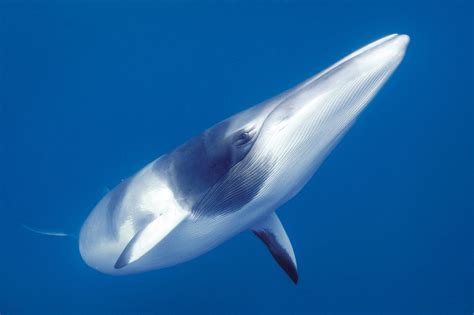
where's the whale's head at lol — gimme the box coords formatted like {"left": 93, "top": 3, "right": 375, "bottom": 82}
{"left": 249, "top": 34, "right": 410, "bottom": 189}
{"left": 193, "top": 34, "right": 410, "bottom": 215}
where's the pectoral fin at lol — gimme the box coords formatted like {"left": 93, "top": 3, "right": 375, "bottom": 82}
{"left": 114, "top": 210, "right": 189, "bottom": 269}
{"left": 251, "top": 212, "right": 298, "bottom": 284}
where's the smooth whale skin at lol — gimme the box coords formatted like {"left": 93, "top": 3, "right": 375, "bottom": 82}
{"left": 79, "top": 34, "right": 410, "bottom": 283}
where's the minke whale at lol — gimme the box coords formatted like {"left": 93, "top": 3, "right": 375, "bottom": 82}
{"left": 79, "top": 34, "right": 410, "bottom": 283}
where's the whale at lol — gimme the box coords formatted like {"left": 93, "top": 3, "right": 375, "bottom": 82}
{"left": 79, "top": 34, "right": 410, "bottom": 283}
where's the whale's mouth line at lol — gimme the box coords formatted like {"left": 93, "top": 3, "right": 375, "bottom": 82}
{"left": 284, "top": 34, "right": 402, "bottom": 99}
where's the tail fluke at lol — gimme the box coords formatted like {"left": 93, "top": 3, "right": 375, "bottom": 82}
{"left": 22, "top": 224, "right": 77, "bottom": 239}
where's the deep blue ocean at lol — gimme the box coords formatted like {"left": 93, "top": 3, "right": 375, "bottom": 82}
{"left": 1, "top": 1, "right": 472, "bottom": 314}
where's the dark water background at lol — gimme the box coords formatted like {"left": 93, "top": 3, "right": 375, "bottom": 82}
{"left": 1, "top": 0, "right": 472, "bottom": 314}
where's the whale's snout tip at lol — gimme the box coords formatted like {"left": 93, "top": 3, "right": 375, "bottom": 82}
{"left": 380, "top": 34, "right": 410, "bottom": 54}
{"left": 363, "top": 33, "right": 410, "bottom": 68}
{"left": 398, "top": 34, "right": 410, "bottom": 43}
{"left": 391, "top": 34, "right": 410, "bottom": 61}
{"left": 394, "top": 34, "right": 410, "bottom": 51}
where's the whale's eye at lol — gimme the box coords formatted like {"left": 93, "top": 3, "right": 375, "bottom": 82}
{"left": 234, "top": 131, "right": 252, "bottom": 146}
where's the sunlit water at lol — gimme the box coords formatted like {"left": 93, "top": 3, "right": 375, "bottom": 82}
{"left": 1, "top": 1, "right": 472, "bottom": 314}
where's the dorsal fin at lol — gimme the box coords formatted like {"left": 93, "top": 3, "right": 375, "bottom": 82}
{"left": 251, "top": 212, "right": 298, "bottom": 284}
{"left": 114, "top": 210, "right": 189, "bottom": 269}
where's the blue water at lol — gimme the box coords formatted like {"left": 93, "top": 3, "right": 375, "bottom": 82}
{"left": 1, "top": 1, "right": 472, "bottom": 314}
